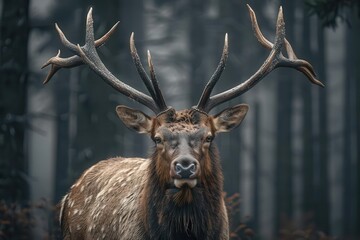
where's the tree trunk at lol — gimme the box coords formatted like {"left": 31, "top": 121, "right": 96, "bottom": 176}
{"left": 301, "top": 2, "right": 315, "bottom": 228}
{"left": 0, "top": 0, "right": 29, "bottom": 203}
{"left": 0, "top": 0, "right": 30, "bottom": 238}
{"left": 218, "top": 0, "right": 246, "bottom": 232}
{"left": 189, "top": 0, "right": 205, "bottom": 105}
{"left": 342, "top": 11, "right": 357, "bottom": 237}
{"left": 355, "top": 13, "right": 360, "bottom": 238}
{"left": 252, "top": 102, "right": 260, "bottom": 231}
{"left": 54, "top": 73, "right": 71, "bottom": 199}
{"left": 275, "top": 0, "right": 295, "bottom": 232}
{"left": 315, "top": 20, "right": 329, "bottom": 234}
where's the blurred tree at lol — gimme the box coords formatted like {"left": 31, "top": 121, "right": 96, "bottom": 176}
{"left": 300, "top": 1, "right": 330, "bottom": 234}
{"left": 189, "top": 0, "right": 205, "bottom": 105}
{"left": 0, "top": 0, "right": 29, "bottom": 202}
{"left": 0, "top": 0, "right": 30, "bottom": 238}
{"left": 275, "top": 0, "right": 295, "bottom": 232}
{"left": 356, "top": 16, "right": 360, "bottom": 237}
{"left": 342, "top": 8, "right": 358, "bottom": 237}
{"left": 252, "top": 102, "right": 260, "bottom": 231}
{"left": 301, "top": 0, "right": 316, "bottom": 230}
{"left": 354, "top": 12, "right": 360, "bottom": 236}
{"left": 218, "top": 0, "right": 248, "bottom": 232}
{"left": 305, "top": 0, "right": 360, "bottom": 236}
{"left": 306, "top": 8, "right": 360, "bottom": 239}
{"left": 300, "top": 1, "right": 331, "bottom": 234}
{"left": 315, "top": 18, "right": 329, "bottom": 234}
{"left": 50, "top": 1, "right": 81, "bottom": 204}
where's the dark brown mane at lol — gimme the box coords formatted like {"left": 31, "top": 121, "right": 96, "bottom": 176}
{"left": 142, "top": 144, "right": 224, "bottom": 239}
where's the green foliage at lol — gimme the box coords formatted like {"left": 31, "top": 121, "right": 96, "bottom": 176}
{"left": 306, "top": 0, "right": 360, "bottom": 28}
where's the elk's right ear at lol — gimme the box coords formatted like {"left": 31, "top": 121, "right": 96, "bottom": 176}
{"left": 116, "top": 106, "right": 152, "bottom": 134}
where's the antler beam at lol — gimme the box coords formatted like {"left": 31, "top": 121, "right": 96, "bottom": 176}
{"left": 196, "top": 4, "right": 324, "bottom": 112}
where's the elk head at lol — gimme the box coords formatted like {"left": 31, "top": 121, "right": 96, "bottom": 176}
{"left": 116, "top": 104, "right": 248, "bottom": 192}
{"left": 42, "top": 4, "right": 323, "bottom": 200}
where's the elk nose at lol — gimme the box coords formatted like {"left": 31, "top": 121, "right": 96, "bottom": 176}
{"left": 175, "top": 162, "right": 197, "bottom": 179}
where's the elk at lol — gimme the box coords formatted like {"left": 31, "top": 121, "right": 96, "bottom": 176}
{"left": 42, "top": 5, "right": 323, "bottom": 240}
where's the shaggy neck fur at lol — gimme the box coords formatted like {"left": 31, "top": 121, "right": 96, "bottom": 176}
{"left": 141, "top": 145, "right": 225, "bottom": 240}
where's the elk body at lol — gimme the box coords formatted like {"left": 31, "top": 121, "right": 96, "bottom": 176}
{"left": 58, "top": 106, "right": 242, "bottom": 239}
{"left": 43, "top": 5, "right": 323, "bottom": 240}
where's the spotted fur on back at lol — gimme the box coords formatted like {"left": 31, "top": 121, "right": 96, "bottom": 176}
{"left": 60, "top": 158, "right": 149, "bottom": 239}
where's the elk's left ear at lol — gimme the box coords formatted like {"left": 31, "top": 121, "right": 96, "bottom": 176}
{"left": 213, "top": 104, "right": 249, "bottom": 133}
{"left": 116, "top": 105, "right": 152, "bottom": 134}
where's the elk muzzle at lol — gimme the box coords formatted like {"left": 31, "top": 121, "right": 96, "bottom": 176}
{"left": 171, "top": 156, "right": 199, "bottom": 188}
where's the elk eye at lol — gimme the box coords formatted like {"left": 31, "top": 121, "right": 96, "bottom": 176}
{"left": 154, "top": 136, "right": 162, "bottom": 144}
{"left": 205, "top": 135, "right": 214, "bottom": 143}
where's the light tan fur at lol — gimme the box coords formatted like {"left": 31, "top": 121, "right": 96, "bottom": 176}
{"left": 60, "top": 157, "right": 149, "bottom": 239}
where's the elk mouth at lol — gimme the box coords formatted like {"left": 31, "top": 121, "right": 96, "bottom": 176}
{"left": 173, "top": 178, "right": 197, "bottom": 188}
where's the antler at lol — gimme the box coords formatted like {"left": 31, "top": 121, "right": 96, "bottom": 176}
{"left": 42, "top": 8, "right": 168, "bottom": 114}
{"left": 196, "top": 5, "right": 324, "bottom": 112}
{"left": 196, "top": 33, "right": 229, "bottom": 112}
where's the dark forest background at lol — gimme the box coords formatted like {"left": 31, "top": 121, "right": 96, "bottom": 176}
{"left": 1, "top": 0, "right": 359, "bottom": 239}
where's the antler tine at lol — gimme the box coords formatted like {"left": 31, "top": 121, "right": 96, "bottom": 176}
{"left": 94, "top": 20, "right": 119, "bottom": 47}
{"left": 247, "top": 5, "right": 272, "bottom": 50}
{"left": 41, "top": 19, "right": 120, "bottom": 84}
{"left": 196, "top": 33, "right": 228, "bottom": 111}
{"left": 41, "top": 50, "right": 83, "bottom": 84}
{"left": 147, "top": 50, "right": 167, "bottom": 111}
{"left": 55, "top": 23, "right": 78, "bottom": 53}
{"left": 129, "top": 33, "right": 159, "bottom": 107}
{"left": 85, "top": 8, "right": 95, "bottom": 45}
{"left": 199, "top": 5, "right": 324, "bottom": 112}
{"left": 42, "top": 8, "right": 160, "bottom": 113}
{"left": 282, "top": 39, "right": 324, "bottom": 87}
